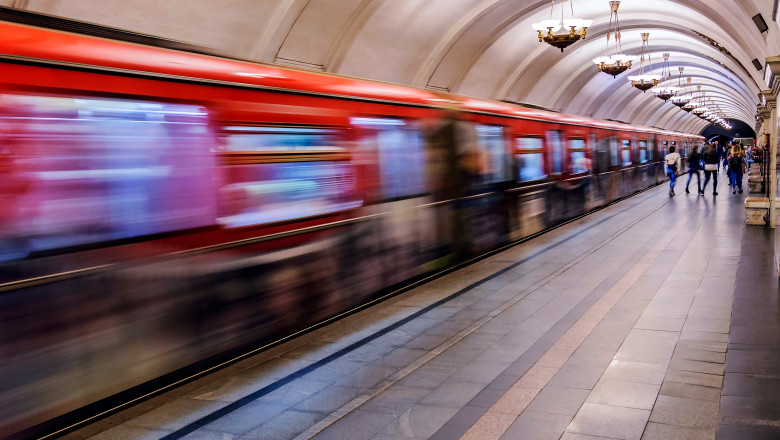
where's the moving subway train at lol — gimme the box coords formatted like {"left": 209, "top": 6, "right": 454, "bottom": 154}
{"left": 0, "top": 17, "right": 703, "bottom": 439}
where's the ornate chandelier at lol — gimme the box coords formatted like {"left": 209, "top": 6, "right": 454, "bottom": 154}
{"left": 627, "top": 33, "right": 661, "bottom": 91}
{"left": 671, "top": 73, "right": 691, "bottom": 108}
{"left": 682, "top": 85, "right": 701, "bottom": 112}
{"left": 592, "top": 1, "right": 634, "bottom": 77}
{"left": 532, "top": 0, "right": 592, "bottom": 52}
{"left": 653, "top": 53, "right": 678, "bottom": 101}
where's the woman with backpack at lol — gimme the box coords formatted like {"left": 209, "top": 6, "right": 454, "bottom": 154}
{"left": 729, "top": 143, "right": 745, "bottom": 194}
{"left": 685, "top": 145, "right": 703, "bottom": 194}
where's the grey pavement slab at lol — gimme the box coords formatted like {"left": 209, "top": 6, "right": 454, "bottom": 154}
{"left": 567, "top": 403, "right": 650, "bottom": 440}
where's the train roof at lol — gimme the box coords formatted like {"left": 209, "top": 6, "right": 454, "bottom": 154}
{"left": 0, "top": 20, "right": 701, "bottom": 139}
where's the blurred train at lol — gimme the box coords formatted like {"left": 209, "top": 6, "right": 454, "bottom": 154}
{"left": 0, "top": 15, "right": 703, "bottom": 439}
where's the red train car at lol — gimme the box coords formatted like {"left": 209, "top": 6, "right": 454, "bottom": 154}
{"left": 0, "top": 18, "right": 703, "bottom": 439}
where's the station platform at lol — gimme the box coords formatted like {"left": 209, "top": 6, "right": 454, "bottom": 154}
{"left": 62, "top": 182, "right": 780, "bottom": 440}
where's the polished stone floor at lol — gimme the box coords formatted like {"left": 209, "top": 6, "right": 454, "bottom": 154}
{"left": 63, "top": 181, "right": 780, "bottom": 440}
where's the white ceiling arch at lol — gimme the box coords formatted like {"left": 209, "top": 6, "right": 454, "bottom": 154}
{"left": 7, "top": 0, "right": 778, "bottom": 134}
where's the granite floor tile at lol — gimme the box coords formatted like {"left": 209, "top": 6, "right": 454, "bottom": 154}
{"left": 633, "top": 316, "right": 685, "bottom": 332}
{"left": 672, "top": 347, "right": 726, "bottom": 364}
{"left": 567, "top": 403, "right": 650, "bottom": 440}
{"left": 241, "top": 409, "right": 324, "bottom": 440}
{"left": 468, "top": 387, "right": 506, "bottom": 408}
{"left": 623, "top": 329, "right": 679, "bottom": 347}
{"left": 722, "top": 373, "right": 780, "bottom": 397}
{"left": 561, "top": 433, "right": 623, "bottom": 440}
{"left": 500, "top": 410, "right": 572, "bottom": 440}
{"left": 682, "top": 318, "right": 731, "bottom": 334}
{"left": 718, "top": 395, "right": 780, "bottom": 423}
{"left": 724, "top": 349, "right": 780, "bottom": 375}
{"left": 614, "top": 343, "right": 675, "bottom": 365}
{"left": 258, "top": 379, "right": 334, "bottom": 406}
{"left": 600, "top": 360, "right": 667, "bottom": 385}
{"left": 648, "top": 395, "right": 718, "bottom": 429}
{"left": 586, "top": 380, "right": 661, "bottom": 410}
{"left": 378, "top": 404, "right": 459, "bottom": 439}
{"left": 675, "top": 340, "right": 728, "bottom": 353}
{"left": 525, "top": 385, "right": 591, "bottom": 416}
{"left": 566, "top": 348, "right": 618, "bottom": 369}
{"left": 664, "top": 369, "right": 723, "bottom": 388}
{"left": 204, "top": 401, "right": 289, "bottom": 435}
{"left": 549, "top": 365, "right": 608, "bottom": 390}
{"left": 716, "top": 424, "right": 780, "bottom": 440}
{"left": 659, "top": 381, "right": 721, "bottom": 402}
{"left": 678, "top": 330, "right": 731, "bottom": 344}
{"left": 418, "top": 380, "right": 487, "bottom": 408}
{"left": 668, "top": 358, "right": 725, "bottom": 376}
{"left": 686, "top": 306, "right": 732, "bottom": 321}
{"left": 641, "top": 422, "right": 714, "bottom": 440}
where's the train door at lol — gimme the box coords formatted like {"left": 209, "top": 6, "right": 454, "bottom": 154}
{"left": 510, "top": 120, "right": 548, "bottom": 238}
{"left": 349, "top": 115, "right": 431, "bottom": 285}
{"left": 559, "top": 126, "right": 590, "bottom": 216}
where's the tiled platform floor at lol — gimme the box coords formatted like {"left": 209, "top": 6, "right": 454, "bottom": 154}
{"left": 63, "top": 182, "right": 780, "bottom": 440}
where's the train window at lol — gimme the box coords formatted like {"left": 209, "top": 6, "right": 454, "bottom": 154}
{"left": 0, "top": 94, "right": 217, "bottom": 257}
{"left": 639, "top": 140, "right": 648, "bottom": 163}
{"left": 223, "top": 126, "right": 340, "bottom": 151}
{"left": 621, "top": 140, "right": 632, "bottom": 166}
{"left": 476, "top": 125, "right": 511, "bottom": 183}
{"left": 515, "top": 137, "right": 546, "bottom": 182}
{"left": 648, "top": 136, "right": 655, "bottom": 161}
{"left": 351, "top": 117, "right": 426, "bottom": 199}
{"left": 546, "top": 130, "right": 564, "bottom": 175}
{"left": 610, "top": 136, "right": 619, "bottom": 167}
{"left": 662, "top": 140, "right": 668, "bottom": 158}
{"left": 568, "top": 138, "right": 589, "bottom": 174}
{"left": 219, "top": 125, "right": 361, "bottom": 227}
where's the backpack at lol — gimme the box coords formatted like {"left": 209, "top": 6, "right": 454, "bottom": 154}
{"left": 728, "top": 155, "right": 741, "bottom": 170}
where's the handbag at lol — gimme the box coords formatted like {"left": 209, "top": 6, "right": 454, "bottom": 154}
{"left": 704, "top": 164, "right": 717, "bottom": 171}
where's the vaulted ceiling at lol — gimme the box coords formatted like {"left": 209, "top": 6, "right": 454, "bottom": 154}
{"left": 6, "top": 0, "right": 779, "bottom": 134}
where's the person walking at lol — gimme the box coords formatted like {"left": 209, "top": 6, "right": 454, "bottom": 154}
{"left": 701, "top": 144, "right": 719, "bottom": 196}
{"left": 723, "top": 142, "right": 732, "bottom": 176}
{"left": 685, "top": 145, "right": 703, "bottom": 195}
{"left": 729, "top": 143, "right": 745, "bottom": 194}
{"left": 665, "top": 146, "right": 682, "bottom": 196}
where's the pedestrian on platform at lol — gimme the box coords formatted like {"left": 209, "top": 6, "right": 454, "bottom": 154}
{"left": 729, "top": 143, "right": 745, "bottom": 194}
{"left": 685, "top": 145, "right": 702, "bottom": 195}
{"left": 714, "top": 140, "right": 722, "bottom": 171}
{"left": 665, "top": 146, "right": 681, "bottom": 196}
{"left": 701, "top": 144, "right": 719, "bottom": 196}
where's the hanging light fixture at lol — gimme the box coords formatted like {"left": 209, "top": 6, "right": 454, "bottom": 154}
{"left": 671, "top": 70, "right": 691, "bottom": 108}
{"left": 692, "top": 90, "right": 709, "bottom": 116}
{"left": 592, "top": 1, "right": 634, "bottom": 77}
{"left": 653, "top": 53, "right": 678, "bottom": 101}
{"left": 682, "top": 84, "right": 700, "bottom": 112}
{"left": 532, "top": 0, "right": 592, "bottom": 52}
{"left": 627, "top": 33, "right": 661, "bottom": 91}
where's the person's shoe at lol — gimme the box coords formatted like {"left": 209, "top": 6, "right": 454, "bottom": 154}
{"left": 669, "top": 189, "right": 674, "bottom": 196}
{"left": 738, "top": 187, "right": 743, "bottom": 193}
{"left": 713, "top": 191, "right": 718, "bottom": 195}
{"left": 685, "top": 187, "right": 690, "bottom": 193}
{"left": 733, "top": 189, "right": 736, "bottom": 194}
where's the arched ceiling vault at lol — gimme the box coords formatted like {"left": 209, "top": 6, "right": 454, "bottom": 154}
{"left": 9, "top": 0, "right": 779, "bottom": 134}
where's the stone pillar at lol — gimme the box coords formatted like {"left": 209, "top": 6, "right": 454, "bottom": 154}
{"left": 766, "top": 56, "right": 780, "bottom": 273}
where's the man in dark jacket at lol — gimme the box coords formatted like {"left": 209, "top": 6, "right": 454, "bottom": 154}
{"left": 685, "top": 145, "right": 703, "bottom": 194}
